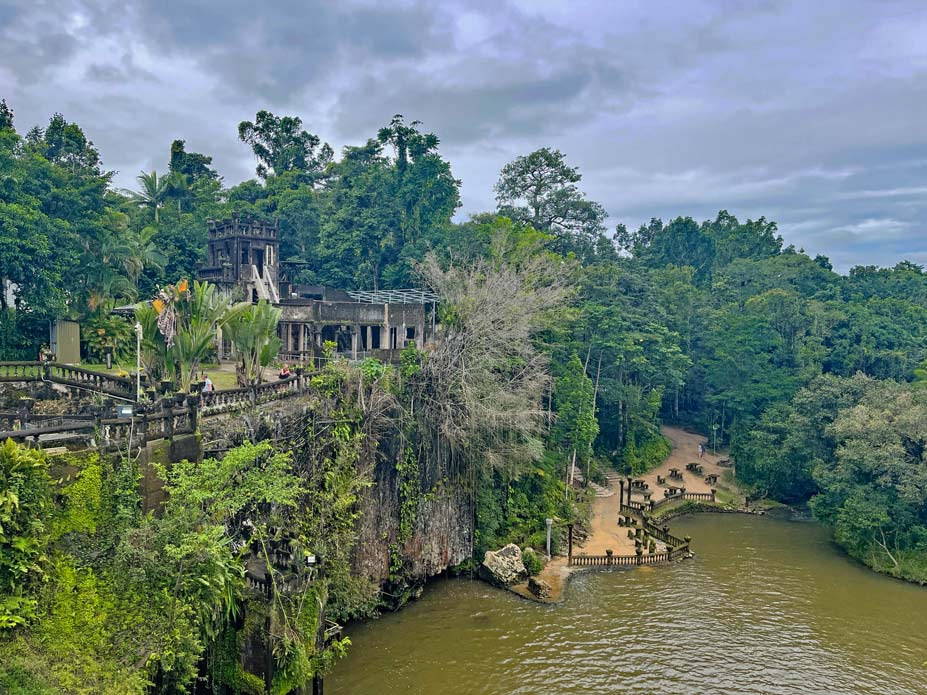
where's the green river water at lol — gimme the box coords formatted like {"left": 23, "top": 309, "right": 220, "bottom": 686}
{"left": 330, "top": 513, "right": 927, "bottom": 695}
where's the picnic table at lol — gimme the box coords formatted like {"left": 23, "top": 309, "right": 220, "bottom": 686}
{"left": 705, "top": 473, "right": 719, "bottom": 485}
{"left": 686, "top": 462, "right": 704, "bottom": 474}
{"left": 669, "top": 468, "right": 683, "bottom": 480}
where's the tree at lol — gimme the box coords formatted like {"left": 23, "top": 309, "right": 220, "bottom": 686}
{"left": 0, "top": 100, "right": 13, "bottom": 131}
{"left": 494, "top": 147, "right": 607, "bottom": 258}
{"left": 168, "top": 139, "right": 218, "bottom": 182}
{"left": 238, "top": 110, "right": 333, "bottom": 180}
{"left": 138, "top": 280, "right": 244, "bottom": 389}
{"left": 39, "top": 113, "right": 105, "bottom": 175}
{"left": 552, "top": 354, "right": 599, "bottom": 483}
{"left": 414, "top": 228, "right": 571, "bottom": 478}
{"left": 223, "top": 300, "right": 282, "bottom": 386}
{"left": 810, "top": 380, "right": 927, "bottom": 579}
{"left": 637, "top": 216, "right": 715, "bottom": 284}
{"left": 319, "top": 117, "right": 460, "bottom": 289}
{"left": 129, "top": 170, "right": 169, "bottom": 223}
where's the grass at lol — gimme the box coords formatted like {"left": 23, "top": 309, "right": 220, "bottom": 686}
{"left": 80, "top": 362, "right": 240, "bottom": 390}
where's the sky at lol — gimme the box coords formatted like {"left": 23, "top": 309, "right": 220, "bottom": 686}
{"left": 1, "top": 0, "right": 925, "bottom": 271}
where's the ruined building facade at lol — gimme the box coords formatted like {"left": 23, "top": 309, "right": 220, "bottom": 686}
{"left": 198, "top": 218, "right": 435, "bottom": 362}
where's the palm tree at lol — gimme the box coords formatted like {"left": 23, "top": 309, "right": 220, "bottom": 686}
{"left": 123, "top": 226, "right": 167, "bottom": 287}
{"left": 172, "top": 281, "right": 246, "bottom": 390}
{"left": 138, "top": 280, "right": 249, "bottom": 391}
{"left": 223, "top": 300, "right": 282, "bottom": 386}
{"left": 132, "top": 170, "right": 169, "bottom": 223}
{"left": 163, "top": 171, "right": 192, "bottom": 213}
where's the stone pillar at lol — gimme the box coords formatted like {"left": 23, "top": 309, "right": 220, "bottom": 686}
{"left": 351, "top": 324, "right": 359, "bottom": 360}
{"left": 619, "top": 480, "right": 625, "bottom": 509}
{"left": 297, "top": 324, "right": 306, "bottom": 361}
{"left": 366, "top": 325, "right": 373, "bottom": 352}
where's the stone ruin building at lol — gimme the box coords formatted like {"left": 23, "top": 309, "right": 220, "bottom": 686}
{"left": 198, "top": 218, "right": 436, "bottom": 362}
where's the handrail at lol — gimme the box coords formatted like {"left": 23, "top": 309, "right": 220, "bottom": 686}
{"left": 1, "top": 364, "right": 319, "bottom": 452}
{"left": 0, "top": 361, "right": 134, "bottom": 399}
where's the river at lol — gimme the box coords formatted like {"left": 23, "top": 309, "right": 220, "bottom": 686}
{"left": 330, "top": 513, "right": 927, "bottom": 695}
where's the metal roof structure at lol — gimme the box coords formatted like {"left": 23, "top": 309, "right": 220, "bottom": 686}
{"left": 347, "top": 288, "right": 439, "bottom": 305}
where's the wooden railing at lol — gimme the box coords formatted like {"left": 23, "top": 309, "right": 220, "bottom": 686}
{"left": 639, "top": 489, "right": 717, "bottom": 512}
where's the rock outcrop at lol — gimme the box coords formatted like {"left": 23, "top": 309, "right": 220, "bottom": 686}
{"left": 528, "top": 576, "right": 552, "bottom": 599}
{"left": 478, "top": 544, "right": 528, "bottom": 587}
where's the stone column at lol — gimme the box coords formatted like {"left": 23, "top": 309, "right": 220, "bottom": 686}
{"left": 351, "top": 324, "right": 359, "bottom": 360}
{"left": 619, "top": 480, "right": 625, "bottom": 509}
{"left": 366, "top": 325, "right": 373, "bottom": 352}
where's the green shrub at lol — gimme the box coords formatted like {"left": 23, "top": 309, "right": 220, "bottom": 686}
{"left": 522, "top": 548, "right": 543, "bottom": 576}
{"left": 0, "top": 440, "right": 52, "bottom": 629}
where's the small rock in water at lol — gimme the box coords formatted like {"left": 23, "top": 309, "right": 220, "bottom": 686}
{"left": 528, "top": 576, "right": 552, "bottom": 599}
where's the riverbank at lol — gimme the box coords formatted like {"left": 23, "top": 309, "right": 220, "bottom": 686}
{"left": 511, "top": 426, "right": 725, "bottom": 603}
{"left": 332, "top": 512, "right": 927, "bottom": 695}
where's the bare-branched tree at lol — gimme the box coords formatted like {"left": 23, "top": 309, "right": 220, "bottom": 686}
{"left": 411, "top": 230, "right": 573, "bottom": 479}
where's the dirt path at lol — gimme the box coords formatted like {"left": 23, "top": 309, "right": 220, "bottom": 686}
{"left": 581, "top": 471, "right": 637, "bottom": 555}
{"left": 513, "top": 425, "right": 725, "bottom": 603}
{"left": 631, "top": 426, "right": 727, "bottom": 505}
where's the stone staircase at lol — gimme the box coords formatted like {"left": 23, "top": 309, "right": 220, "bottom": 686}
{"left": 571, "top": 467, "right": 620, "bottom": 498}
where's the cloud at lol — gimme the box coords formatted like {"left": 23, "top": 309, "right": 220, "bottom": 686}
{"left": 1, "top": 0, "right": 925, "bottom": 271}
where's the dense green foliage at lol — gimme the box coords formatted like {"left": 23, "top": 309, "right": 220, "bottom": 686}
{"left": 2, "top": 94, "right": 927, "bottom": 691}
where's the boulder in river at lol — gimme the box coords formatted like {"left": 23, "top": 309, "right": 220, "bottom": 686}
{"left": 528, "top": 576, "right": 552, "bottom": 599}
{"left": 478, "top": 544, "right": 528, "bottom": 587}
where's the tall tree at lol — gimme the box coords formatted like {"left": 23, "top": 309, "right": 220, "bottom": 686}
{"left": 238, "top": 110, "right": 332, "bottom": 180}
{"left": 319, "top": 118, "right": 460, "bottom": 289}
{"left": 0, "top": 99, "right": 13, "bottom": 131}
{"left": 494, "top": 147, "right": 608, "bottom": 259}
{"left": 168, "top": 139, "right": 219, "bottom": 182}
{"left": 130, "top": 170, "right": 169, "bottom": 223}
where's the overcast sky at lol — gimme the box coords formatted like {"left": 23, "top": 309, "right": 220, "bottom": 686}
{"left": 2, "top": 0, "right": 925, "bottom": 271}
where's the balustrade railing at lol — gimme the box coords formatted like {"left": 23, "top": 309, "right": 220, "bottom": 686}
{"left": 0, "top": 361, "right": 134, "bottom": 399}
{"left": 570, "top": 503, "right": 693, "bottom": 568}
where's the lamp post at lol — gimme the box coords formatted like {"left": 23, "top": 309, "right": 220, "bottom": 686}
{"left": 712, "top": 423, "right": 719, "bottom": 455}
{"left": 134, "top": 321, "right": 143, "bottom": 402}
{"left": 545, "top": 518, "right": 553, "bottom": 560}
